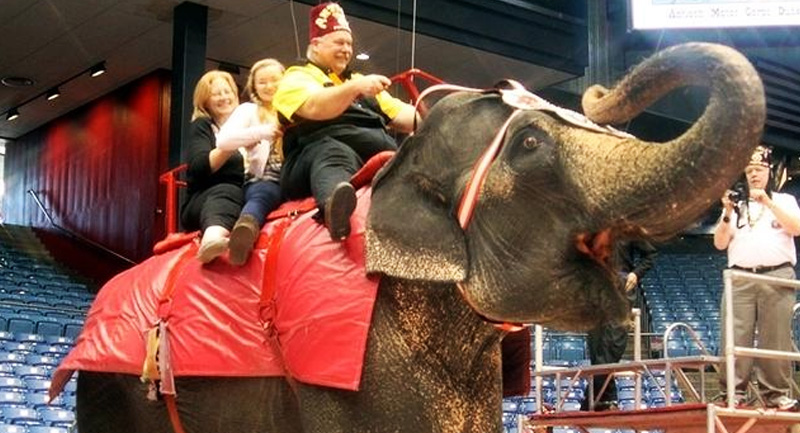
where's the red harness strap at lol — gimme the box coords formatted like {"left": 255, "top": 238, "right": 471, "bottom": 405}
{"left": 141, "top": 243, "right": 197, "bottom": 433}
{"left": 455, "top": 110, "right": 528, "bottom": 332}
{"left": 259, "top": 200, "right": 318, "bottom": 393}
{"left": 259, "top": 202, "right": 316, "bottom": 327}
{"left": 164, "top": 395, "right": 187, "bottom": 433}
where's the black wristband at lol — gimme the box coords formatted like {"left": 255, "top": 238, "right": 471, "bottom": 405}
{"left": 722, "top": 216, "right": 730, "bottom": 223}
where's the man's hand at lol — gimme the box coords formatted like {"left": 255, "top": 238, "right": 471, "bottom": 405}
{"left": 721, "top": 191, "right": 735, "bottom": 211}
{"left": 351, "top": 74, "right": 391, "bottom": 97}
{"left": 625, "top": 273, "right": 638, "bottom": 292}
{"left": 750, "top": 188, "right": 771, "bottom": 206}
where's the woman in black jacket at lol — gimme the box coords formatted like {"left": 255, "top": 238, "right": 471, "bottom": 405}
{"left": 180, "top": 70, "right": 245, "bottom": 263}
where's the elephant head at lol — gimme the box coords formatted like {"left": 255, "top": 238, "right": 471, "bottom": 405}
{"left": 366, "top": 42, "right": 765, "bottom": 331}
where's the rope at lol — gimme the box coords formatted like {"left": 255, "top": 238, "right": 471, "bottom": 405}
{"left": 288, "top": 0, "right": 303, "bottom": 62}
{"left": 410, "top": 0, "right": 418, "bottom": 69}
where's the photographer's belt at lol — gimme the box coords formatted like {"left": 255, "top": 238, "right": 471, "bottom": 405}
{"left": 731, "top": 262, "right": 793, "bottom": 274}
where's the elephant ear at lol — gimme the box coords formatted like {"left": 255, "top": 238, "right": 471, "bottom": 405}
{"left": 366, "top": 143, "right": 468, "bottom": 282}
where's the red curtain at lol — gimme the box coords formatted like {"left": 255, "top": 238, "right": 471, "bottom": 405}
{"left": 4, "top": 71, "right": 171, "bottom": 262}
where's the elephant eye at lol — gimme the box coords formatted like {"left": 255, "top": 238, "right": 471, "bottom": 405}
{"left": 523, "top": 136, "right": 539, "bottom": 149}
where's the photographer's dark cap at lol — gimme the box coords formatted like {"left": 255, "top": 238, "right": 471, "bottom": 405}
{"left": 747, "top": 145, "right": 771, "bottom": 168}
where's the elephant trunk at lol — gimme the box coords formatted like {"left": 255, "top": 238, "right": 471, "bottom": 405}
{"left": 567, "top": 42, "right": 765, "bottom": 238}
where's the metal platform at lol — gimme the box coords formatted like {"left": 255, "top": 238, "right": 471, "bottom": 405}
{"left": 530, "top": 403, "right": 800, "bottom": 433}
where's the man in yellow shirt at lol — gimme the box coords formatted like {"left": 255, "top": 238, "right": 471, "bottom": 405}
{"left": 273, "top": 2, "right": 417, "bottom": 241}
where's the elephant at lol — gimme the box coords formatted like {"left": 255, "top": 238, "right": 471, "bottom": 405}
{"left": 53, "top": 42, "right": 764, "bottom": 433}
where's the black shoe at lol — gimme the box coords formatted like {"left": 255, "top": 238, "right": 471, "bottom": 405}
{"left": 324, "top": 182, "right": 356, "bottom": 241}
{"left": 229, "top": 214, "right": 260, "bottom": 266}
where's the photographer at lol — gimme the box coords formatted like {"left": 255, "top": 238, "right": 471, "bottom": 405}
{"left": 713, "top": 145, "right": 800, "bottom": 410}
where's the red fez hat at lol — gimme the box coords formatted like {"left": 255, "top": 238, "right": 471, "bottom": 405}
{"left": 309, "top": 2, "right": 351, "bottom": 40}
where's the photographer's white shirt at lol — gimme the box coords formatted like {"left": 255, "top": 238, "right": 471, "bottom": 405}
{"left": 728, "top": 192, "right": 800, "bottom": 268}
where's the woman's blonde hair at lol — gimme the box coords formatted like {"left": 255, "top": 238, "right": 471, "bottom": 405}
{"left": 243, "top": 58, "right": 286, "bottom": 160}
{"left": 191, "top": 70, "right": 239, "bottom": 122}
{"left": 244, "top": 58, "right": 285, "bottom": 123}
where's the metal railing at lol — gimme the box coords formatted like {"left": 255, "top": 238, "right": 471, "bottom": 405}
{"left": 27, "top": 189, "right": 136, "bottom": 265}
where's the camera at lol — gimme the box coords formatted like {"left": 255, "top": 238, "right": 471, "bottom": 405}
{"left": 728, "top": 183, "right": 747, "bottom": 205}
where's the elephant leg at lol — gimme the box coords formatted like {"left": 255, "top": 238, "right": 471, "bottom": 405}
{"left": 78, "top": 373, "right": 303, "bottom": 433}
{"left": 77, "top": 371, "right": 172, "bottom": 433}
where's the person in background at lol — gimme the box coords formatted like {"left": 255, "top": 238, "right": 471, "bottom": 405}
{"left": 584, "top": 240, "right": 656, "bottom": 411}
{"left": 216, "top": 59, "right": 286, "bottom": 265}
{"left": 180, "top": 70, "right": 244, "bottom": 263}
{"left": 273, "top": 2, "right": 417, "bottom": 241}
{"left": 713, "top": 145, "right": 800, "bottom": 411}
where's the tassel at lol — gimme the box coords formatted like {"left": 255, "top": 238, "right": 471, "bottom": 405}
{"left": 141, "top": 323, "right": 161, "bottom": 383}
{"left": 158, "top": 320, "right": 176, "bottom": 396}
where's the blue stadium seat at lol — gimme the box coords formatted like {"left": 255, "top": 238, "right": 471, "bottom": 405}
{"left": 6, "top": 317, "right": 36, "bottom": 336}
{"left": 60, "top": 393, "right": 75, "bottom": 409}
{"left": 1, "top": 342, "right": 35, "bottom": 355}
{"left": 62, "top": 321, "right": 83, "bottom": 340}
{"left": 665, "top": 339, "right": 688, "bottom": 357}
{"left": 518, "top": 397, "right": 538, "bottom": 414}
{"left": 25, "top": 356, "right": 58, "bottom": 369}
{"left": 25, "top": 392, "right": 60, "bottom": 409}
{"left": 42, "top": 337, "right": 72, "bottom": 348}
{"left": 0, "top": 333, "right": 13, "bottom": 343}
{"left": 0, "top": 364, "right": 14, "bottom": 378}
{"left": 561, "top": 389, "right": 584, "bottom": 401}
{"left": 14, "top": 335, "right": 45, "bottom": 345}
{"left": 34, "top": 320, "right": 63, "bottom": 338}
{"left": 14, "top": 365, "right": 53, "bottom": 379}
{"left": 0, "top": 377, "right": 26, "bottom": 392}
{"left": 615, "top": 376, "right": 636, "bottom": 389}
{"left": 617, "top": 388, "right": 643, "bottom": 401}
{"left": 501, "top": 399, "right": 518, "bottom": 413}
{"left": 501, "top": 411, "right": 517, "bottom": 426}
{"left": 62, "top": 380, "right": 76, "bottom": 395}
{"left": 0, "top": 391, "right": 26, "bottom": 407}
{"left": 37, "top": 407, "right": 75, "bottom": 428}
{"left": 618, "top": 399, "right": 647, "bottom": 410}
{"left": 32, "top": 346, "right": 67, "bottom": 358}
{"left": 23, "top": 379, "right": 51, "bottom": 394}
{"left": 28, "top": 426, "right": 69, "bottom": 433}
{"left": 0, "top": 407, "right": 41, "bottom": 426}
{"left": 0, "top": 424, "right": 27, "bottom": 433}
{"left": 561, "top": 400, "right": 583, "bottom": 411}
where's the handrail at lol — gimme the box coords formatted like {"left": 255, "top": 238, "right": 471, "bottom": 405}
{"left": 27, "top": 189, "right": 136, "bottom": 265}
{"left": 389, "top": 68, "right": 445, "bottom": 117}
{"left": 159, "top": 164, "right": 188, "bottom": 235}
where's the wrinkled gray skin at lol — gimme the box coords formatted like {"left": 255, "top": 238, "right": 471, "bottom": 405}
{"left": 77, "top": 43, "right": 764, "bottom": 433}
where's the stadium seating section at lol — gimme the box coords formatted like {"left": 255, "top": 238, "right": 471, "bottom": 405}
{"left": 0, "top": 226, "right": 86, "bottom": 431}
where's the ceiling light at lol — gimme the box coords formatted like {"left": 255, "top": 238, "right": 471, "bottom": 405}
{"left": 46, "top": 87, "right": 61, "bottom": 101}
{"left": 1, "top": 76, "right": 35, "bottom": 88}
{"left": 6, "top": 108, "right": 19, "bottom": 121}
{"left": 89, "top": 62, "right": 106, "bottom": 78}
{"left": 355, "top": 53, "right": 370, "bottom": 61}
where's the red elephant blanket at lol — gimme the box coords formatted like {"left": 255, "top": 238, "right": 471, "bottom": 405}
{"left": 53, "top": 186, "right": 378, "bottom": 393}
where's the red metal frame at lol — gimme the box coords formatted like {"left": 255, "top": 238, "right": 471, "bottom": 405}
{"left": 159, "top": 164, "right": 187, "bottom": 235}
{"left": 388, "top": 68, "right": 445, "bottom": 117}
{"left": 159, "top": 69, "right": 445, "bottom": 235}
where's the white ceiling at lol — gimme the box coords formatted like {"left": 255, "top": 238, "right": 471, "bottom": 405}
{"left": 0, "top": 0, "right": 576, "bottom": 140}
